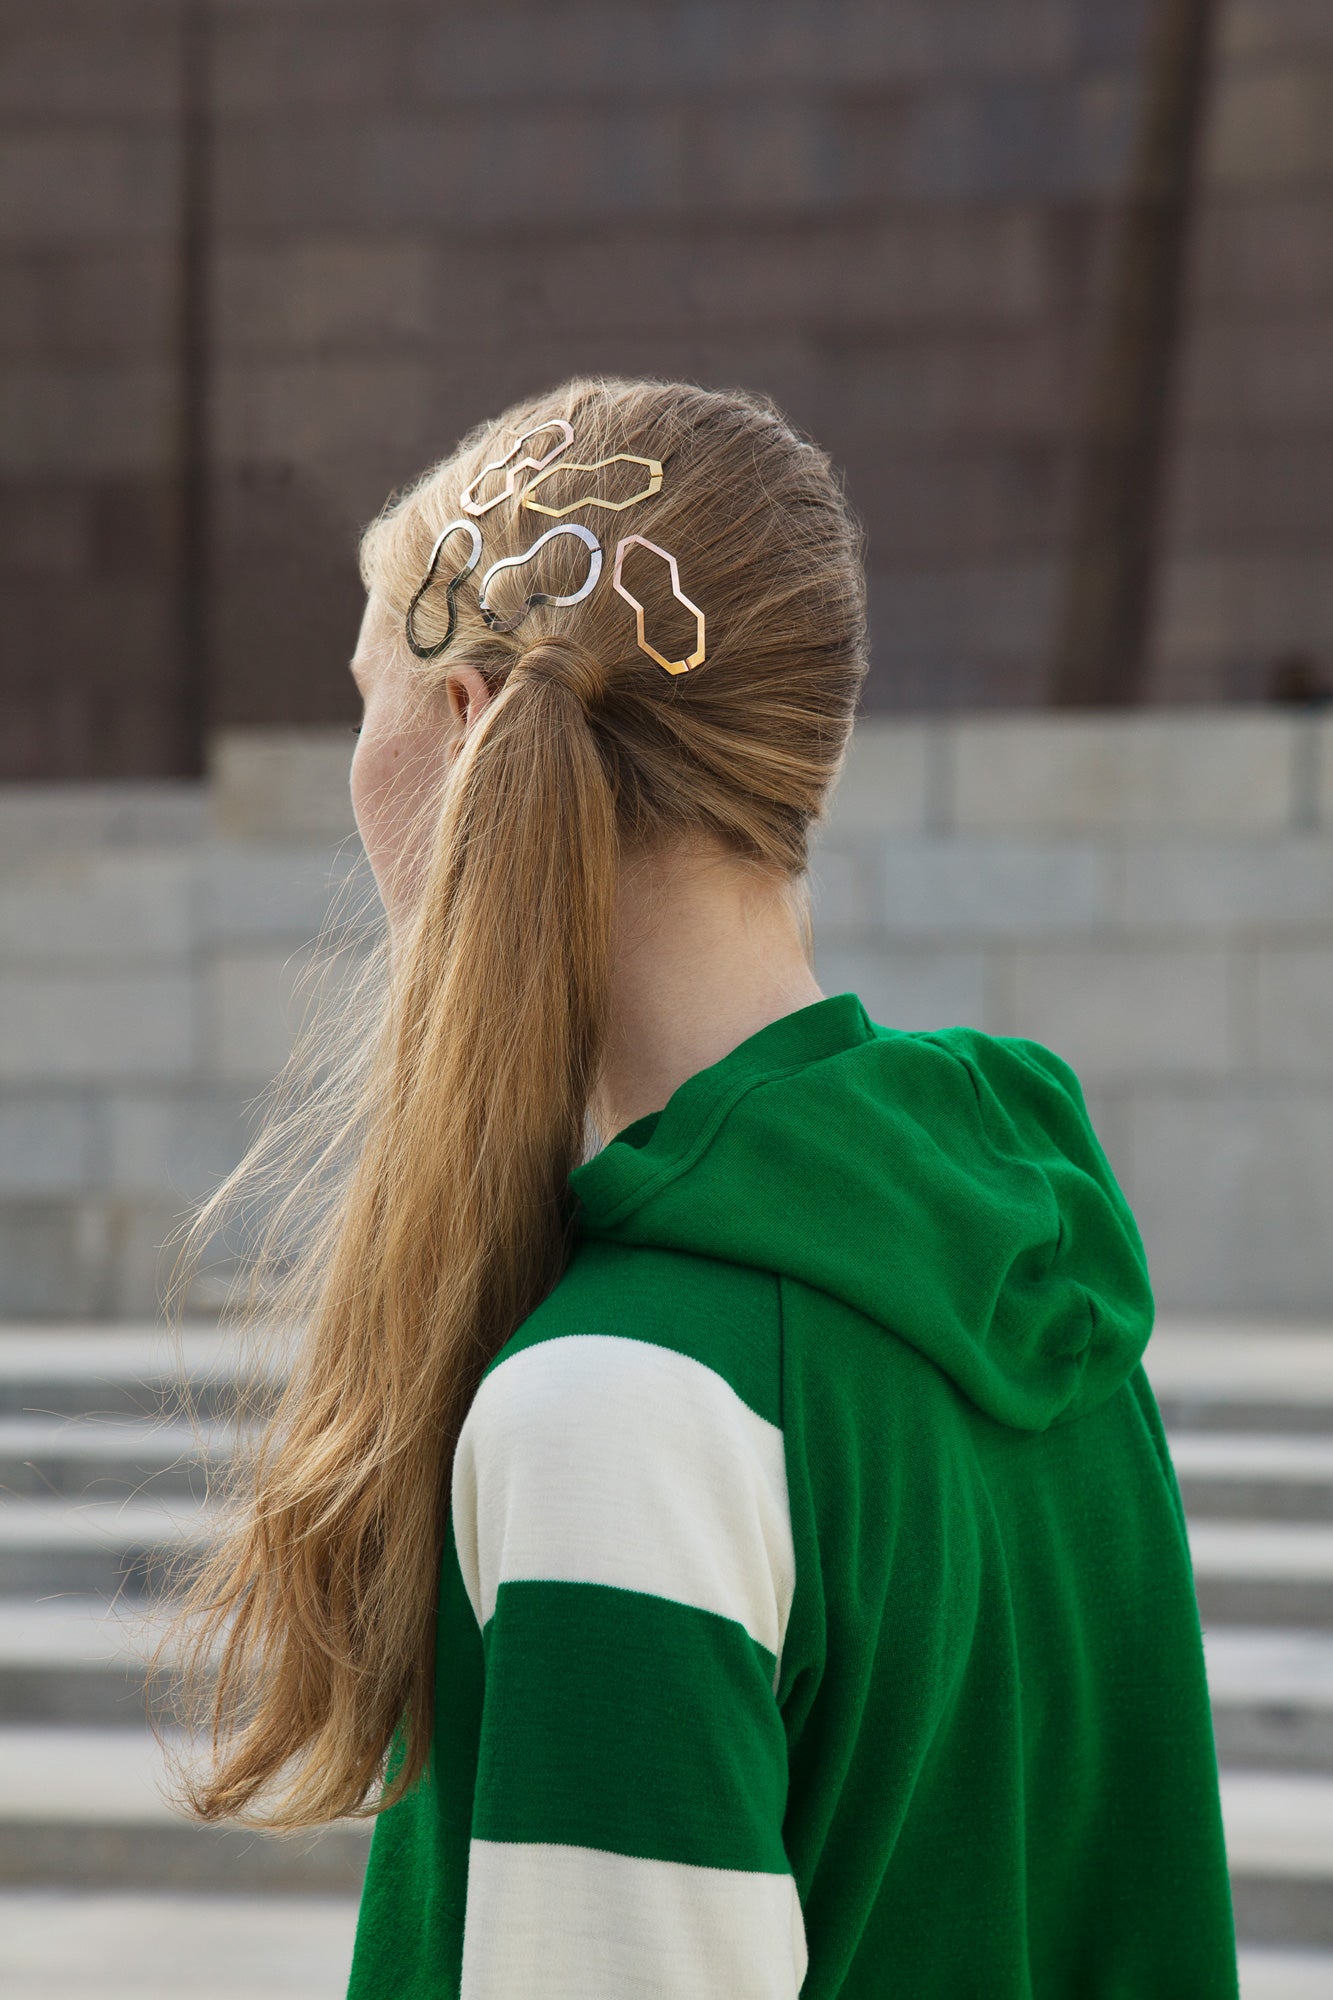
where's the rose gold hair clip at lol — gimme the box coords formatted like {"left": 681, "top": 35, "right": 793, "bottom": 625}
{"left": 611, "top": 534, "right": 706, "bottom": 675}
{"left": 460, "top": 420, "right": 575, "bottom": 517}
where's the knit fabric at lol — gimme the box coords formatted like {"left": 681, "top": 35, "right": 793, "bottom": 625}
{"left": 345, "top": 990, "right": 1239, "bottom": 1998}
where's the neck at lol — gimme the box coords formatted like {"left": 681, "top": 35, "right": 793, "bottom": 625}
{"left": 588, "top": 838, "right": 825, "bottom": 1146}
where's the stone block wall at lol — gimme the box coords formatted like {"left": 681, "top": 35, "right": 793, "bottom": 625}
{"left": 1, "top": 709, "right": 1331, "bottom": 1318}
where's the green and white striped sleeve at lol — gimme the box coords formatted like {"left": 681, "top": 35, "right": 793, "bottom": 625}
{"left": 449, "top": 1328, "right": 807, "bottom": 1998}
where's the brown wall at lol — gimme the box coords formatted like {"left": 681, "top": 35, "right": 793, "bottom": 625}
{"left": 4, "top": 2, "right": 1329, "bottom": 778}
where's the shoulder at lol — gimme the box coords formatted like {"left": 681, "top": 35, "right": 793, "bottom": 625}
{"left": 450, "top": 1241, "right": 792, "bottom": 1659}
{"left": 479, "top": 1236, "right": 783, "bottom": 1434}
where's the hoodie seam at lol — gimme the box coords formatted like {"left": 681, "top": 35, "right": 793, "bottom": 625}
{"left": 917, "top": 1033, "right": 1068, "bottom": 1268}
{"left": 589, "top": 1050, "right": 860, "bottom": 1229}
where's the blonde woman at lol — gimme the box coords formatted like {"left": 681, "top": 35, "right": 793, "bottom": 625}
{"left": 158, "top": 377, "right": 1238, "bottom": 1997}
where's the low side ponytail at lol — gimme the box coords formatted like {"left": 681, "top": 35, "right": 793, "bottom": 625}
{"left": 389, "top": 629, "right": 619, "bottom": 1315}
{"left": 152, "top": 373, "right": 869, "bottom": 1831}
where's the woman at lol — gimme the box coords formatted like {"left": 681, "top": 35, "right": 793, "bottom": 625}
{"left": 158, "top": 376, "right": 1239, "bottom": 1996}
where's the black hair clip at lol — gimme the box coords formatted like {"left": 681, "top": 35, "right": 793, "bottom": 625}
{"left": 404, "top": 519, "right": 484, "bottom": 661}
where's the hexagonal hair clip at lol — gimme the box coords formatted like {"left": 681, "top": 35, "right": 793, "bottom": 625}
{"left": 611, "top": 535, "right": 706, "bottom": 675}
{"left": 460, "top": 420, "right": 575, "bottom": 518}
{"left": 520, "top": 453, "right": 664, "bottom": 518}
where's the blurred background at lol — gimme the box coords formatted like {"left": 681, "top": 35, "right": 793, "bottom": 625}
{"left": 2, "top": 3, "right": 1333, "bottom": 1996}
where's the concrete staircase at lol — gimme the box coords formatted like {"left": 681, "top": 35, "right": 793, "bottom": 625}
{"left": 1, "top": 1322, "right": 1332, "bottom": 1998}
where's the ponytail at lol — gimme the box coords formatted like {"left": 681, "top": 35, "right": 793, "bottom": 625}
{"left": 153, "top": 635, "right": 619, "bottom": 1828}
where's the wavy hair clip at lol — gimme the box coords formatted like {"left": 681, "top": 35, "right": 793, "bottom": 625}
{"left": 403, "top": 519, "right": 483, "bottom": 661}
{"left": 477, "top": 523, "right": 604, "bottom": 636}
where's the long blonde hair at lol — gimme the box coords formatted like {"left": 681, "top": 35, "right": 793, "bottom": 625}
{"left": 151, "top": 374, "right": 869, "bottom": 1830}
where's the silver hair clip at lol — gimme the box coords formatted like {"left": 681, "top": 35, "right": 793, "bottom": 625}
{"left": 477, "top": 523, "right": 603, "bottom": 635}
{"left": 611, "top": 534, "right": 706, "bottom": 674}
{"left": 404, "top": 518, "right": 483, "bottom": 660}
{"left": 460, "top": 421, "right": 575, "bottom": 518}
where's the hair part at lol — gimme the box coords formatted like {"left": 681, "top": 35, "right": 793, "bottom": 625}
{"left": 149, "top": 373, "right": 869, "bottom": 1830}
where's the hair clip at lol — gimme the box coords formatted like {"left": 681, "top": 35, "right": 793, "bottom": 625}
{"left": 519, "top": 453, "right": 664, "bottom": 518}
{"left": 477, "top": 523, "right": 603, "bottom": 635}
{"left": 404, "top": 519, "right": 483, "bottom": 660}
{"left": 611, "top": 535, "right": 706, "bottom": 675}
{"left": 460, "top": 421, "right": 575, "bottom": 518}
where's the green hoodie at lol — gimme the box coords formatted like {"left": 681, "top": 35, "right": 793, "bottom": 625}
{"left": 347, "top": 990, "right": 1239, "bottom": 1998}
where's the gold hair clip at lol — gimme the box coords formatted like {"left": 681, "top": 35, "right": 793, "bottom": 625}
{"left": 519, "top": 453, "right": 664, "bottom": 518}
{"left": 478, "top": 523, "right": 604, "bottom": 635}
{"left": 460, "top": 420, "right": 575, "bottom": 518}
{"left": 404, "top": 518, "right": 483, "bottom": 660}
{"left": 611, "top": 535, "right": 706, "bottom": 675}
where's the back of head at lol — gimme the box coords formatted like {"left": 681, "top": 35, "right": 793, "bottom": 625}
{"left": 361, "top": 372, "right": 868, "bottom": 866}
{"left": 156, "top": 374, "right": 870, "bottom": 1835}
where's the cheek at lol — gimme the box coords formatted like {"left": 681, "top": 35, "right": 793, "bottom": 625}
{"left": 348, "top": 736, "right": 404, "bottom": 884}
{"left": 350, "top": 725, "right": 447, "bottom": 915}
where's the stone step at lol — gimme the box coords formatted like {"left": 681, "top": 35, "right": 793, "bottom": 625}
{"left": 0, "top": 1415, "right": 240, "bottom": 1500}
{"left": 0, "top": 1498, "right": 212, "bottom": 1597}
{"left": 1221, "top": 1770, "right": 1333, "bottom": 1949}
{"left": 0, "top": 1726, "right": 372, "bottom": 1893}
{"left": 0, "top": 1898, "right": 1326, "bottom": 2000}
{"left": 0, "top": 1327, "right": 278, "bottom": 1423}
{"left": 1204, "top": 1628, "right": 1333, "bottom": 1773}
{"left": 0, "top": 1889, "right": 362, "bottom": 2000}
{"left": 1238, "top": 1951, "right": 1333, "bottom": 2000}
{"left": 0, "top": 1597, "right": 202, "bottom": 1727}
{"left": 1145, "top": 1327, "right": 1333, "bottom": 1436}
{"left": 1190, "top": 1522, "right": 1333, "bottom": 1629}
{"left": 1170, "top": 1434, "right": 1333, "bottom": 1521}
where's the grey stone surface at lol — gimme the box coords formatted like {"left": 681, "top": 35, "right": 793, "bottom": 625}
{"left": 2, "top": 714, "right": 1333, "bottom": 1312}
{"left": 1255, "top": 951, "right": 1333, "bottom": 1076}
{"left": 1319, "top": 717, "right": 1333, "bottom": 831}
{"left": 202, "top": 947, "right": 320, "bottom": 1085}
{"left": 208, "top": 732, "right": 359, "bottom": 842}
{"left": 0, "top": 1889, "right": 361, "bottom": 2000}
{"left": 876, "top": 833, "right": 1116, "bottom": 934}
{"left": 0, "top": 1096, "right": 95, "bottom": 1195}
{"left": 101, "top": 1091, "right": 261, "bottom": 1200}
{"left": 0, "top": 785, "right": 207, "bottom": 862}
{"left": 195, "top": 841, "right": 375, "bottom": 946}
{"left": 818, "top": 718, "right": 936, "bottom": 834}
{"left": 1129, "top": 1090, "right": 1333, "bottom": 1316}
{"left": 1003, "top": 942, "right": 1235, "bottom": 1078}
{"left": 0, "top": 1205, "right": 108, "bottom": 1318}
{"left": 0, "top": 853, "right": 193, "bottom": 965}
{"left": 950, "top": 711, "right": 1301, "bottom": 833}
{"left": 1116, "top": 835, "right": 1333, "bottom": 930}
{"left": 0, "top": 973, "right": 195, "bottom": 1082}
{"left": 812, "top": 943, "right": 991, "bottom": 1033}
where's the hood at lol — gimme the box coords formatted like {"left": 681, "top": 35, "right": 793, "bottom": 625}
{"left": 567, "top": 990, "right": 1155, "bottom": 1432}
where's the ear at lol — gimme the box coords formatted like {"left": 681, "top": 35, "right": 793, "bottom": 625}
{"left": 446, "top": 664, "right": 494, "bottom": 734}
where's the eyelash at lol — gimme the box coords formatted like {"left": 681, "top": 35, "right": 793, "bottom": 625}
{"left": 350, "top": 725, "right": 362, "bottom": 737}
